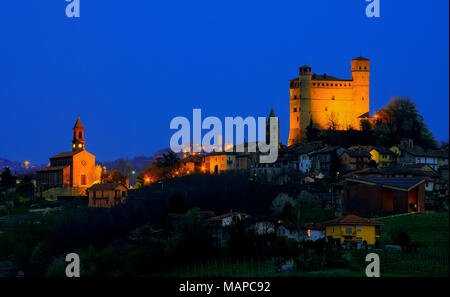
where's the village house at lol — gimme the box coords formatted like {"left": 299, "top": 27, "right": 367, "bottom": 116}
{"left": 87, "top": 183, "right": 128, "bottom": 208}
{"left": 275, "top": 221, "right": 324, "bottom": 242}
{"left": 343, "top": 177, "right": 425, "bottom": 217}
{"left": 370, "top": 147, "right": 396, "bottom": 167}
{"left": 391, "top": 139, "right": 449, "bottom": 171}
{"left": 338, "top": 149, "right": 372, "bottom": 171}
{"left": 179, "top": 154, "right": 205, "bottom": 174}
{"left": 309, "top": 145, "right": 343, "bottom": 178}
{"left": 324, "top": 215, "right": 382, "bottom": 248}
{"left": 208, "top": 211, "right": 248, "bottom": 247}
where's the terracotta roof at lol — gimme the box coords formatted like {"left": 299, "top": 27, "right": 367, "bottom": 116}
{"left": 88, "top": 183, "right": 126, "bottom": 191}
{"left": 353, "top": 56, "right": 369, "bottom": 61}
{"left": 347, "top": 177, "right": 425, "bottom": 191}
{"left": 50, "top": 152, "right": 80, "bottom": 159}
{"left": 73, "top": 116, "right": 84, "bottom": 129}
{"left": 325, "top": 215, "right": 381, "bottom": 226}
{"left": 181, "top": 155, "right": 203, "bottom": 163}
{"left": 37, "top": 165, "right": 69, "bottom": 172}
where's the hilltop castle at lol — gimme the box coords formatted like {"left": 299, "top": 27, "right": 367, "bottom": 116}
{"left": 288, "top": 57, "right": 371, "bottom": 146}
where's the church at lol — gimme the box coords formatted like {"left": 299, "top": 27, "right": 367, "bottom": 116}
{"left": 288, "top": 57, "right": 372, "bottom": 146}
{"left": 37, "top": 117, "right": 102, "bottom": 197}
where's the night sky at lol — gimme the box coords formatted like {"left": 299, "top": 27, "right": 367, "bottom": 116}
{"left": 0, "top": 0, "right": 448, "bottom": 164}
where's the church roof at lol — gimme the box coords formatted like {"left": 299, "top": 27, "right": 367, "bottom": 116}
{"left": 73, "top": 116, "right": 84, "bottom": 129}
{"left": 353, "top": 56, "right": 369, "bottom": 61}
{"left": 37, "top": 165, "right": 69, "bottom": 172}
{"left": 88, "top": 183, "right": 127, "bottom": 191}
{"left": 269, "top": 107, "right": 275, "bottom": 117}
{"left": 49, "top": 151, "right": 81, "bottom": 159}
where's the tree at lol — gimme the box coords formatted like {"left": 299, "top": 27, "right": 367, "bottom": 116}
{"left": 326, "top": 112, "right": 340, "bottom": 131}
{"left": 1, "top": 167, "right": 14, "bottom": 187}
{"left": 374, "top": 97, "right": 437, "bottom": 148}
{"left": 271, "top": 193, "right": 295, "bottom": 218}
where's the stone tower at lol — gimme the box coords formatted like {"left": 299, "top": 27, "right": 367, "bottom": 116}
{"left": 72, "top": 116, "right": 86, "bottom": 152}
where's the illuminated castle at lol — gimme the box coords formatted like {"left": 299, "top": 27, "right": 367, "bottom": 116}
{"left": 288, "top": 57, "right": 371, "bottom": 146}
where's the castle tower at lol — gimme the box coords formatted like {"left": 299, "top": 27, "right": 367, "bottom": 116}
{"left": 72, "top": 116, "right": 86, "bottom": 152}
{"left": 351, "top": 57, "right": 370, "bottom": 123}
{"left": 288, "top": 65, "right": 311, "bottom": 145}
{"left": 299, "top": 65, "right": 312, "bottom": 140}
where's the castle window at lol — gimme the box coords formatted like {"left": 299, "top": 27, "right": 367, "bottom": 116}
{"left": 340, "top": 84, "right": 342, "bottom": 86}
{"left": 364, "top": 66, "right": 367, "bottom": 69}
{"left": 294, "top": 95, "right": 297, "bottom": 99}
{"left": 78, "top": 131, "right": 82, "bottom": 139}
{"left": 349, "top": 83, "right": 351, "bottom": 86}
{"left": 331, "top": 84, "right": 333, "bottom": 86}
{"left": 359, "top": 66, "right": 361, "bottom": 70}
{"left": 326, "top": 83, "right": 329, "bottom": 86}
{"left": 322, "top": 83, "right": 324, "bottom": 86}
{"left": 313, "top": 83, "right": 315, "bottom": 86}
{"left": 344, "top": 84, "right": 346, "bottom": 87}
{"left": 293, "top": 108, "right": 297, "bottom": 112}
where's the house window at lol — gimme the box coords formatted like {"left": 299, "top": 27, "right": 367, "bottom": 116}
{"left": 346, "top": 227, "right": 352, "bottom": 234}
{"left": 307, "top": 229, "right": 311, "bottom": 237}
{"left": 357, "top": 226, "right": 361, "bottom": 232}
{"left": 293, "top": 108, "right": 297, "bottom": 112}
{"left": 80, "top": 174, "right": 86, "bottom": 186}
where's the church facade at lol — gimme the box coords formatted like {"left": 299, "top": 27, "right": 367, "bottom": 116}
{"left": 288, "top": 57, "right": 371, "bottom": 146}
{"left": 37, "top": 117, "right": 101, "bottom": 197}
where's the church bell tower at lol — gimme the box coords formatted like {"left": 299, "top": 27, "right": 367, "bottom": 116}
{"left": 72, "top": 116, "right": 85, "bottom": 152}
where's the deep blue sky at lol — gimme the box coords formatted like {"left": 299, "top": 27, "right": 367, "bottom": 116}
{"left": 0, "top": 0, "right": 448, "bottom": 164}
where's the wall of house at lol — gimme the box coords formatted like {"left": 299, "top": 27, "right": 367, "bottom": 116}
{"left": 88, "top": 187, "right": 127, "bottom": 208}
{"left": 344, "top": 182, "right": 410, "bottom": 216}
{"left": 325, "top": 224, "right": 377, "bottom": 245}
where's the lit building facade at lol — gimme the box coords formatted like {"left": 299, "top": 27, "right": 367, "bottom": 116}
{"left": 288, "top": 57, "right": 371, "bottom": 145}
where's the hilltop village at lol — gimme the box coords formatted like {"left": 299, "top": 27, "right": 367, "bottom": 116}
{"left": 0, "top": 57, "right": 448, "bottom": 277}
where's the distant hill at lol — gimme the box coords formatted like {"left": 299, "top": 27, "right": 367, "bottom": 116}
{"left": 0, "top": 158, "right": 46, "bottom": 175}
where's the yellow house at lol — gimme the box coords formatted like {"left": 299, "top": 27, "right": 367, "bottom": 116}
{"left": 370, "top": 147, "right": 396, "bottom": 167}
{"left": 324, "top": 215, "right": 382, "bottom": 247}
